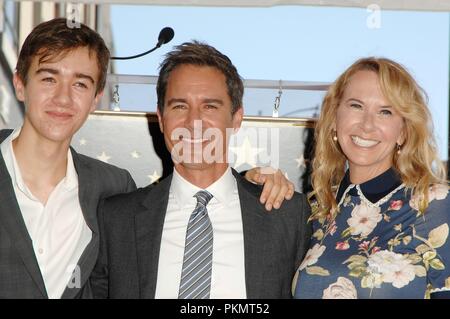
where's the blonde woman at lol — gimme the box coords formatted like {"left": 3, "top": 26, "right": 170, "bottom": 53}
{"left": 293, "top": 57, "right": 450, "bottom": 299}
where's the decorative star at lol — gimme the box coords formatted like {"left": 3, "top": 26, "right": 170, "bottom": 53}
{"left": 131, "top": 150, "right": 141, "bottom": 159}
{"left": 148, "top": 170, "right": 161, "bottom": 184}
{"left": 295, "top": 154, "right": 306, "bottom": 168}
{"left": 79, "top": 138, "right": 87, "bottom": 146}
{"left": 229, "top": 136, "right": 264, "bottom": 168}
{"left": 97, "top": 151, "right": 111, "bottom": 163}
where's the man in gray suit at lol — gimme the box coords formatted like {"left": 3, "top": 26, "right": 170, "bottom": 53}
{"left": 0, "top": 18, "right": 136, "bottom": 299}
{"left": 91, "top": 41, "right": 311, "bottom": 299}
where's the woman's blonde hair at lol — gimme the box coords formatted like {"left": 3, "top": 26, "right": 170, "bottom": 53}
{"left": 310, "top": 57, "right": 447, "bottom": 220}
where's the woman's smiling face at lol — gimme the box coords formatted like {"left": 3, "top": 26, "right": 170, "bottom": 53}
{"left": 335, "top": 70, "right": 405, "bottom": 184}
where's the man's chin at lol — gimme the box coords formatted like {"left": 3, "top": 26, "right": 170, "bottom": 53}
{"left": 174, "top": 161, "right": 228, "bottom": 171}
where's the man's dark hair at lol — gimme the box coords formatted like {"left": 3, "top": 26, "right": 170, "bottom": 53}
{"left": 16, "top": 18, "right": 110, "bottom": 95}
{"left": 157, "top": 41, "right": 243, "bottom": 114}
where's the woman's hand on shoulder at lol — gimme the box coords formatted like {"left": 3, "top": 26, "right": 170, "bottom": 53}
{"left": 245, "top": 167, "right": 295, "bottom": 211}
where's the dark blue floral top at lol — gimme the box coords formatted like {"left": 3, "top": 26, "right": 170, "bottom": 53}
{"left": 293, "top": 168, "right": 450, "bottom": 299}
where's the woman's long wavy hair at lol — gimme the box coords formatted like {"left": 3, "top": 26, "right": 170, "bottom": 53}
{"left": 310, "top": 57, "right": 447, "bottom": 220}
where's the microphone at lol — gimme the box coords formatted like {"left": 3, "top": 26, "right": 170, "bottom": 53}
{"left": 111, "top": 27, "right": 175, "bottom": 60}
{"left": 157, "top": 27, "right": 175, "bottom": 48}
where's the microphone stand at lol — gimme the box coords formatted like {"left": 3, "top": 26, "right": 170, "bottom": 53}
{"left": 108, "top": 27, "right": 174, "bottom": 109}
{"left": 110, "top": 44, "right": 162, "bottom": 60}
{"left": 110, "top": 27, "right": 174, "bottom": 60}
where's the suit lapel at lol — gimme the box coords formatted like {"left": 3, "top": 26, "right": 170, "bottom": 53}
{"left": 61, "top": 149, "right": 99, "bottom": 299}
{"left": 0, "top": 132, "right": 48, "bottom": 298}
{"left": 232, "top": 169, "right": 270, "bottom": 299}
{"left": 131, "top": 169, "right": 273, "bottom": 298}
{"left": 71, "top": 149, "right": 99, "bottom": 236}
{"left": 135, "top": 175, "right": 172, "bottom": 298}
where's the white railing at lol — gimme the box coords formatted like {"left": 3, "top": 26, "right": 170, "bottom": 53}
{"left": 102, "top": 73, "right": 330, "bottom": 118}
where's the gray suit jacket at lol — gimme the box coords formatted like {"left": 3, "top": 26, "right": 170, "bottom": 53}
{"left": 90, "top": 169, "right": 311, "bottom": 299}
{"left": 0, "top": 129, "right": 136, "bottom": 299}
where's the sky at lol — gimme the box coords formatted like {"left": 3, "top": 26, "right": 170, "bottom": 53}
{"left": 109, "top": 4, "right": 449, "bottom": 159}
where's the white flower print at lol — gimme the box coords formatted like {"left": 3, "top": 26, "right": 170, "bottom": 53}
{"left": 367, "top": 250, "right": 416, "bottom": 288}
{"left": 383, "top": 266, "right": 416, "bottom": 289}
{"left": 429, "top": 184, "right": 449, "bottom": 201}
{"left": 410, "top": 184, "right": 449, "bottom": 211}
{"left": 361, "top": 272, "right": 384, "bottom": 289}
{"left": 322, "top": 277, "right": 357, "bottom": 299}
{"left": 299, "top": 243, "right": 326, "bottom": 270}
{"left": 347, "top": 202, "right": 382, "bottom": 237}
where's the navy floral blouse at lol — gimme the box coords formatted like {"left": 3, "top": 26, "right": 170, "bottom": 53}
{"left": 293, "top": 168, "right": 450, "bottom": 299}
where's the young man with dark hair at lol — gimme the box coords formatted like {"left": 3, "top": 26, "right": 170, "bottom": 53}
{"left": 0, "top": 18, "right": 136, "bottom": 299}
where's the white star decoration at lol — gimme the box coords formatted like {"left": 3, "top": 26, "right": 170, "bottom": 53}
{"left": 148, "top": 170, "right": 161, "bottom": 184}
{"left": 79, "top": 138, "right": 87, "bottom": 146}
{"left": 295, "top": 154, "right": 306, "bottom": 168}
{"left": 229, "top": 137, "right": 265, "bottom": 168}
{"left": 131, "top": 151, "right": 141, "bottom": 159}
{"left": 97, "top": 151, "right": 111, "bottom": 163}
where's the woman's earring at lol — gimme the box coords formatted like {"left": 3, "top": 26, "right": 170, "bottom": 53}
{"left": 396, "top": 143, "right": 402, "bottom": 154}
{"left": 333, "top": 131, "right": 338, "bottom": 142}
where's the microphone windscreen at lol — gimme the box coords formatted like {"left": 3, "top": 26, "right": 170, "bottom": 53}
{"left": 158, "top": 27, "right": 175, "bottom": 46}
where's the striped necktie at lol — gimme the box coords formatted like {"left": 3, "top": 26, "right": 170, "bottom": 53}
{"left": 178, "top": 190, "right": 214, "bottom": 299}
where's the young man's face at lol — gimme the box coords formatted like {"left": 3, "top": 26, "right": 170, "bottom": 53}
{"left": 13, "top": 46, "right": 102, "bottom": 145}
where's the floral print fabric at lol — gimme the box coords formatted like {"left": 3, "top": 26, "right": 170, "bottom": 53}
{"left": 293, "top": 182, "right": 450, "bottom": 299}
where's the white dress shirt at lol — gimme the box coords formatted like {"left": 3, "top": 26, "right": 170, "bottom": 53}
{"left": 0, "top": 128, "right": 92, "bottom": 299}
{"left": 155, "top": 167, "right": 247, "bottom": 299}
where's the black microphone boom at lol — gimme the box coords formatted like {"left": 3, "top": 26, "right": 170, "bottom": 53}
{"left": 111, "top": 27, "right": 175, "bottom": 60}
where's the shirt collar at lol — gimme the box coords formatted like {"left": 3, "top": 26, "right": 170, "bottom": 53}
{"left": 336, "top": 167, "right": 402, "bottom": 204}
{"left": 170, "top": 166, "right": 236, "bottom": 209}
{"left": 205, "top": 167, "right": 237, "bottom": 206}
{"left": 63, "top": 150, "right": 78, "bottom": 191}
{"left": 0, "top": 127, "right": 30, "bottom": 198}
